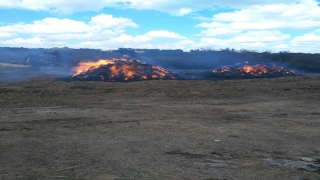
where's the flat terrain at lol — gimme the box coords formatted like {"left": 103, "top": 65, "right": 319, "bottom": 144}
{"left": 0, "top": 76, "right": 319, "bottom": 180}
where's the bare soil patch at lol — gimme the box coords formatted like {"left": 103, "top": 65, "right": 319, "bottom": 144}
{"left": 0, "top": 76, "right": 320, "bottom": 179}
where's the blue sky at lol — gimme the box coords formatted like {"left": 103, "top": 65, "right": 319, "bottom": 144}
{"left": 0, "top": 0, "right": 320, "bottom": 53}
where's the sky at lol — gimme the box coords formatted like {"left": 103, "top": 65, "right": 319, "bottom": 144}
{"left": 0, "top": 0, "right": 320, "bottom": 53}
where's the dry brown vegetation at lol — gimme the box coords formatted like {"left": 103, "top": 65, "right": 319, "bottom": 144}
{"left": 0, "top": 75, "right": 320, "bottom": 179}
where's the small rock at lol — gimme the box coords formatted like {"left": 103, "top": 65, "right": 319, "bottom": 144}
{"left": 214, "top": 140, "right": 220, "bottom": 142}
{"left": 301, "top": 157, "right": 314, "bottom": 162}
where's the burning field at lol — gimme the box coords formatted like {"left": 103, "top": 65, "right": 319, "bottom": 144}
{"left": 210, "top": 62, "right": 298, "bottom": 79}
{"left": 70, "top": 58, "right": 177, "bottom": 82}
{"left": 65, "top": 58, "right": 299, "bottom": 82}
{"left": 1, "top": 55, "right": 320, "bottom": 179}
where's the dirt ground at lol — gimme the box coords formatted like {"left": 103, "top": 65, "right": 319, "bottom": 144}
{"left": 0, "top": 75, "right": 320, "bottom": 180}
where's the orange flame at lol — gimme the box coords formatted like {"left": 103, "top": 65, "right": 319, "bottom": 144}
{"left": 72, "top": 59, "right": 115, "bottom": 76}
{"left": 71, "top": 58, "right": 177, "bottom": 81}
{"left": 212, "top": 62, "right": 297, "bottom": 77}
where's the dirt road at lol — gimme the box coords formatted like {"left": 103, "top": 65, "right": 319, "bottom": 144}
{"left": 0, "top": 76, "right": 320, "bottom": 179}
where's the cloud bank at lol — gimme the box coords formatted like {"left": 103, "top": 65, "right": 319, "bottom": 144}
{"left": 0, "top": 0, "right": 320, "bottom": 52}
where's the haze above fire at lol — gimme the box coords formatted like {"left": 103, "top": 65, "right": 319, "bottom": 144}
{"left": 0, "top": 0, "right": 320, "bottom": 53}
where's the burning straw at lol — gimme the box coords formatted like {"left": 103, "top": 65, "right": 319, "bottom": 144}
{"left": 70, "top": 58, "right": 177, "bottom": 82}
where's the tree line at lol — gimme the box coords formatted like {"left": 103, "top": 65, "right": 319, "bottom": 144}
{"left": 0, "top": 47, "right": 319, "bottom": 73}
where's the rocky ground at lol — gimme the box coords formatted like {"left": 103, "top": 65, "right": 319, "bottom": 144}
{"left": 0, "top": 75, "right": 320, "bottom": 180}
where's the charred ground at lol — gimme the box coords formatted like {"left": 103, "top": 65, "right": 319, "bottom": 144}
{"left": 0, "top": 75, "right": 320, "bottom": 179}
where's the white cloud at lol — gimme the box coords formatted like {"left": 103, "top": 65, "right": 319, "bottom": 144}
{"left": 0, "top": 0, "right": 109, "bottom": 13}
{"left": 0, "top": 14, "right": 188, "bottom": 50}
{"left": 197, "top": 28, "right": 241, "bottom": 36}
{"left": 89, "top": 14, "right": 138, "bottom": 29}
{"left": 0, "top": 37, "right": 68, "bottom": 48}
{"left": 199, "top": 37, "right": 227, "bottom": 48}
{"left": 195, "top": 28, "right": 320, "bottom": 53}
{"left": 147, "top": 39, "right": 195, "bottom": 50}
{"left": 0, "top": 0, "right": 298, "bottom": 15}
{"left": 143, "top": 30, "right": 186, "bottom": 39}
{"left": 195, "top": 0, "right": 320, "bottom": 31}
{"left": 192, "top": 16, "right": 213, "bottom": 21}
{"left": 195, "top": 22, "right": 226, "bottom": 28}
{"left": 291, "top": 33, "right": 320, "bottom": 44}
{"left": 197, "top": 31, "right": 291, "bottom": 51}
{"left": 74, "top": 30, "right": 188, "bottom": 50}
{"left": 229, "top": 31, "right": 291, "bottom": 43}
{"left": 214, "top": 1, "right": 320, "bottom": 21}
{"left": 290, "top": 33, "right": 320, "bottom": 52}
{"left": 273, "top": 44, "right": 289, "bottom": 50}
{"left": 176, "top": 8, "right": 193, "bottom": 16}
{"left": 0, "top": 18, "right": 90, "bottom": 35}
{"left": 0, "top": 32, "right": 15, "bottom": 38}
{"left": 1, "top": 1, "right": 320, "bottom": 52}
{"left": 192, "top": 0, "right": 320, "bottom": 52}
{"left": 229, "top": 20, "right": 320, "bottom": 30}
{"left": 0, "top": 14, "right": 138, "bottom": 44}
{"left": 0, "top": 37, "right": 41, "bottom": 45}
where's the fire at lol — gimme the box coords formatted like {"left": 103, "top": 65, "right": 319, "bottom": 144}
{"left": 243, "top": 65, "right": 253, "bottom": 73}
{"left": 72, "top": 59, "right": 115, "bottom": 76}
{"left": 71, "top": 58, "right": 177, "bottom": 82}
{"left": 211, "top": 62, "right": 297, "bottom": 78}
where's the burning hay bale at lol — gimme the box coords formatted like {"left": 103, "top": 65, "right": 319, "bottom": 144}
{"left": 58, "top": 59, "right": 299, "bottom": 82}
{"left": 209, "top": 62, "right": 298, "bottom": 79}
{"left": 69, "top": 58, "right": 178, "bottom": 82}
